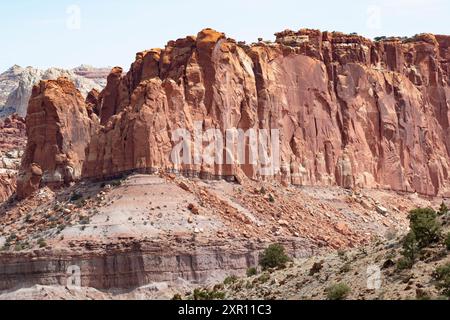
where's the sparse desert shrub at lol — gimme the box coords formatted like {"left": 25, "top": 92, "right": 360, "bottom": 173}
{"left": 443, "top": 233, "right": 450, "bottom": 251}
{"left": 171, "top": 294, "right": 182, "bottom": 300}
{"left": 246, "top": 267, "right": 258, "bottom": 277}
{"left": 438, "top": 202, "right": 449, "bottom": 216}
{"left": 211, "top": 291, "right": 226, "bottom": 300}
{"left": 434, "top": 263, "right": 450, "bottom": 297}
{"left": 382, "top": 259, "right": 395, "bottom": 270}
{"left": 326, "top": 283, "right": 351, "bottom": 300}
{"left": 408, "top": 208, "right": 441, "bottom": 248}
{"left": 192, "top": 289, "right": 208, "bottom": 300}
{"left": 74, "top": 199, "right": 87, "bottom": 208}
{"left": 223, "top": 275, "right": 238, "bottom": 286}
{"left": 14, "top": 242, "right": 25, "bottom": 252}
{"left": 70, "top": 192, "right": 83, "bottom": 202}
{"left": 401, "top": 232, "right": 420, "bottom": 263}
{"left": 374, "top": 36, "right": 387, "bottom": 42}
{"left": 397, "top": 231, "right": 419, "bottom": 270}
{"left": 337, "top": 250, "right": 347, "bottom": 259}
{"left": 268, "top": 194, "right": 275, "bottom": 203}
{"left": 340, "top": 262, "right": 352, "bottom": 274}
{"left": 25, "top": 214, "right": 32, "bottom": 223}
{"left": 110, "top": 179, "right": 122, "bottom": 187}
{"left": 257, "top": 273, "right": 271, "bottom": 284}
{"left": 192, "top": 288, "right": 226, "bottom": 300}
{"left": 397, "top": 257, "right": 414, "bottom": 271}
{"left": 259, "top": 244, "right": 290, "bottom": 271}
{"left": 6, "top": 233, "right": 17, "bottom": 243}
{"left": 231, "top": 280, "right": 244, "bottom": 291}
{"left": 37, "top": 238, "right": 47, "bottom": 248}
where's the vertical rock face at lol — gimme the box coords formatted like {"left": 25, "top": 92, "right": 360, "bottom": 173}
{"left": 17, "top": 28, "right": 450, "bottom": 198}
{"left": 17, "top": 78, "right": 97, "bottom": 199}
{"left": 0, "top": 115, "right": 26, "bottom": 201}
{"left": 84, "top": 29, "right": 260, "bottom": 179}
{"left": 254, "top": 30, "right": 450, "bottom": 196}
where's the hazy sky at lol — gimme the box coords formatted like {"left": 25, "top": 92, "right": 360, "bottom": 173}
{"left": 1, "top": 0, "right": 449, "bottom": 73}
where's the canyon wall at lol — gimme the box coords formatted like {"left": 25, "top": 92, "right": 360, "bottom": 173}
{"left": 16, "top": 79, "right": 98, "bottom": 199}
{"left": 0, "top": 240, "right": 261, "bottom": 291}
{"left": 17, "top": 28, "right": 450, "bottom": 198}
{"left": 0, "top": 115, "right": 26, "bottom": 202}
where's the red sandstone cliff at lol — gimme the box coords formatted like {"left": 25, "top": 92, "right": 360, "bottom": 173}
{"left": 0, "top": 114, "right": 26, "bottom": 202}
{"left": 17, "top": 28, "right": 450, "bottom": 198}
{"left": 16, "top": 78, "right": 97, "bottom": 199}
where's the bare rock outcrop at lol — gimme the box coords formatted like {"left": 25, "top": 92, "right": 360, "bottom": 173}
{"left": 72, "top": 65, "right": 111, "bottom": 86}
{"left": 0, "top": 114, "right": 26, "bottom": 202}
{"left": 0, "top": 65, "right": 109, "bottom": 118}
{"left": 254, "top": 30, "right": 450, "bottom": 195}
{"left": 17, "top": 28, "right": 450, "bottom": 198}
{"left": 17, "top": 78, "right": 98, "bottom": 199}
{"left": 0, "top": 240, "right": 260, "bottom": 292}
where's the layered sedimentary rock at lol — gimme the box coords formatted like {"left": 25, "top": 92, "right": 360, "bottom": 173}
{"left": 0, "top": 115, "right": 26, "bottom": 201}
{"left": 0, "top": 240, "right": 261, "bottom": 291}
{"left": 71, "top": 65, "right": 111, "bottom": 87}
{"left": 17, "top": 28, "right": 450, "bottom": 198}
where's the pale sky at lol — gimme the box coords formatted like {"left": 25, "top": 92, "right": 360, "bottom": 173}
{"left": 1, "top": 0, "right": 449, "bottom": 73}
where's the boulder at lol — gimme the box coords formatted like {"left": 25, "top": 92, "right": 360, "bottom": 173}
{"left": 376, "top": 206, "right": 389, "bottom": 216}
{"left": 16, "top": 163, "right": 43, "bottom": 199}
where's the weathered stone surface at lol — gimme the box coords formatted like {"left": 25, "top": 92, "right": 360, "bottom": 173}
{"left": 0, "top": 240, "right": 260, "bottom": 292}
{"left": 98, "top": 67, "right": 126, "bottom": 125}
{"left": 17, "top": 78, "right": 98, "bottom": 199}
{"left": 85, "top": 88, "right": 100, "bottom": 117}
{"left": 17, "top": 29, "right": 450, "bottom": 197}
{"left": 0, "top": 114, "right": 26, "bottom": 202}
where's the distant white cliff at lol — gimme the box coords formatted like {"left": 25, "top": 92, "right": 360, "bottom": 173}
{"left": 0, "top": 65, "right": 110, "bottom": 118}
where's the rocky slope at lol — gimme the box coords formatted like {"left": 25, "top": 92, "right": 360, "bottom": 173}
{"left": 16, "top": 28, "right": 450, "bottom": 201}
{"left": 0, "top": 173, "right": 437, "bottom": 299}
{"left": 196, "top": 212, "right": 450, "bottom": 301}
{"left": 0, "top": 115, "right": 26, "bottom": 202}
{"left": 0, "top": 65, "right": 110, "bottom": 118}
